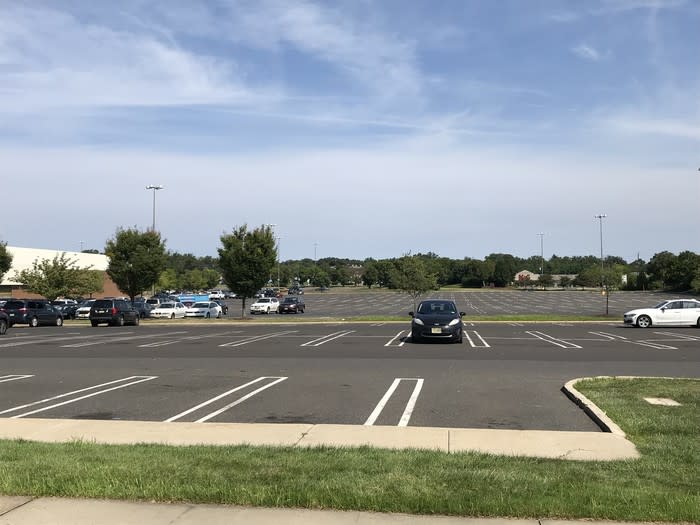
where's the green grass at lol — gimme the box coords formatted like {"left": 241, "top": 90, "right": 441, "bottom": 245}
{"left": 1, "top": 378, "right": 698, "bottom": 521}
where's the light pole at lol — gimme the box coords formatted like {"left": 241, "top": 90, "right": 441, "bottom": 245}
{"left": 275, "top": 235, "right": 281, "bottom": 290}
{"left": 595, "top": 214, "right": 607, "bottom": 315}
{"left": 537, "top": 233, "right": 544, "bottom": 274}
{"left": 146, "top": 185, "right": 164, "bottom": 231}
{"left": 266, "top": 224, "right": 278, "bottom": 288}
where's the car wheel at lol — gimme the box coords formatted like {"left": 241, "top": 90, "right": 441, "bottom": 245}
{"left": 636, "top": 315, "right": 652, "bottom": 328}
{"left": 412, "top": 331, "right": 421, "bottom": 343}
{"left": 55, "top": 317, "right": 63, "bottom": 327}
{"left": 132, "top": 315, "right": 140, "bottom": 326}
{"left": 0, "top": 319, "right": 7, "bottom": 335}
{"left": 217, "top": 312, "right": 222, "bottom": 319}
{"left": 170, "top": 313, "right": 175, "bottom": 319}
{"left": 266, "top": 307, "right": 270, "bottom": 314}
{"left": 117, "top": 315, "right": 125, "bottom": 327}
{"left": 696, "top": 317, "right": 700, "bottom": 328}
{"left": 140, "top": 312, "right": 146, "bottom": 319}
{"left": 206, "top": 312, "right": 210, "bottom": 318}
{"left": 91, "top": 321, "right": 99, "bottom": 327}
{"left": 29, "top": 316, "right": 39, "bottom": 328}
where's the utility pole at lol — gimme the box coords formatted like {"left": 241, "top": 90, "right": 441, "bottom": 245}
{"left": 537, "top": 233, "right": 544, "bottom": 274}
{"left": 595, "top": 214, "right": 608, "bottom": 315}
{"left": 146, "top": 185, "right": 164, "bottom": 231}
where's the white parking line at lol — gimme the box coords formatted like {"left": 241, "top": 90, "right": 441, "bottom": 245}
{"left": 384, "top": 331, "right": 407, "bottom": 347}
{"left": 139, "top": 331, "right": 243, "bottom": 347}
{"left": 0, "top": 374, "right": 34, "bottom": 383}
{"left": 654, "top": 331, "right": 700, "bottom": 342}
{"left": 301, "top": 330, "right": 355, "bottom": 347}
{"left": 1, "top": 376, "right": 157, "bottom": 418}
{"left": 591, "top": 331, "right": 677, "bottom": 350}
{"left": 364, "top": 378, "right": 424, "bottom": 427}
{"left": 61, "top": 332, "right": 187, "bottom": 348}
{"left": 0, "top": 334, "right": 112, "bottom": 348}
{"left": 463, "top": 330, "right": 490, "bottom": 348}
{"left": 526, "top": 331, "right": 582, "bottom": 349}
{"left": 218, "top": 331, "right": 296, "bottom": 347}
{"left": 165, "top": 376, "right": 287, "bottom": 423}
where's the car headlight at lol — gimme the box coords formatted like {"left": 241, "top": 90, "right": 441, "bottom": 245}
{"left": 413, "top": 318, "right": 424, "bottom": 326}
{"left": 448, "top": 318, "right": 461, "bottom": 326}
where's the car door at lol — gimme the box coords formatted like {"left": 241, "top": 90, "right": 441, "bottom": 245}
{"left": 682, "top": 301, "right": 700, "bottom": 325}
{"left": 658, "top": 301, "right": 684, "bottom": 326}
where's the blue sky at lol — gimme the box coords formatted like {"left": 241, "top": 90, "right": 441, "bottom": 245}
{"left": 1, "top": 0, "right": 698, "bottom": 262}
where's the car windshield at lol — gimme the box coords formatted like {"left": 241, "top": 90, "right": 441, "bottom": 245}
{"left": 653, "top": 302, "right": 670, "bottom": 309}
{"left": 159, "top": 303, "right": 174, "bottom": 309}
{"left": 193, "top": 302, "right": 208, "bottom": 308}
{"left": 418, "top": 301, "right": 456, "bottom": 314}
{"left": 283, "top": 298, "right": 297, "bottom": 303}
{"left": 259, "top": 298, "right": 270, "bottom": 303}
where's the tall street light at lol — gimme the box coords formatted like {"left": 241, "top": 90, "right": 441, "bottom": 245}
{"left": 537, "top": 233, "right": 544, "bottom": 274}
{"left": 266, "top": 224, "right": 278, "bottom": 288}
{"left": 595, "top": 214, "right": 607, "bottom": 315}
{"left": 146, "top": 185, "right": 164, "bottom": 231}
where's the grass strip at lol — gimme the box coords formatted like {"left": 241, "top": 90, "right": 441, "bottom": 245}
{"left": 1, "top": 378, "right": 698, "bottom": 522}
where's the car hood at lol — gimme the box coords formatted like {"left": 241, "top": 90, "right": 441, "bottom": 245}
{"left": 414, "top": 313, "right": 460, "bottom": 325}
{"left": 623, "top": 308, "right": 656, "bottom": 316}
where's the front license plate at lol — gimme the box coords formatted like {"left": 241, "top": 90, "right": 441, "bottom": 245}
{"left": 431, "top": 327, "right": 442, "bottom": 334}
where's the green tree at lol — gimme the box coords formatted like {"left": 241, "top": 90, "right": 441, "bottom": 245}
{"left": 390, "top": 255, "right": 438, "bottom": 311}
{"left": 538, "top": 273, "right": 554, "bottom": 288}
{"left": 157, "top": 268, "right": 179, "bottom": 292}
{"left": 362, "top": 262, "right": 379, "bottom": 289}
{"left": 105, "top": 228, "right": 167, "bottom": 302}
{"left": 14, "top": 253, "right": 102, "bottom": 299}
{"left": 202, "top": 269, "right": 221, "bottom": 290}
{"left": 218, "top": 224, "right": 277, "bottom": 317}
{"left": 558, "top": 276, "right": 572, "bottom": 288}
{"left": 0, "top": 241, "right": 12, "bottom": 283}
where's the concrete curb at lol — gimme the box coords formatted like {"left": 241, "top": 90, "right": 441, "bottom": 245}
{"left": 561, "top": 378, "right": 627, "bottom": 436}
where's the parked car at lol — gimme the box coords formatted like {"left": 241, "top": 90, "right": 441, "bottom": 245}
{"left": 89, "top": 299, "right": 140, "bottom": 327}
{"left": 208, "top": 290, "right": 225, "bottom": 300}
{"left": 0, "top": 299, "right": 64, "bottom": 327}
{"left": 250, "top": 297, "right": 279, "bottom": 314}
{"left": 287, "top": 287, "right": 304, "bottom": 295}
{"left": 623, "top": 299, "right": 700, "bottom": 328}
{"left": 224, "top": 291, "right": 237, "bottom": 299}
{"left": 279, "top": 296, "right": 305, "bottom": 314}
{"left": 132, "top": 301, "right": 152, "bottom": 319}
{"left": 51, "top": 299, "right": 77, "bottom": 306}
{"left": 185, "top": 301, "right": 223, "bottom": 319}
{"left": 212, "top": 300, "right": 228, "bottom": 315}
{"left": 58, "top": 303, "right": 80, "bottom": 320}
{"left": 75, "top": 299, "right": 97, "bottom": 319}
{"left": 0, "top": 311, "right": 9, "bottom": 335}
{"left": 151, "top": 302, "right": 187, "bottom": 319}
{"left": 409, "top": 300, "right": 465, "bottom": 343}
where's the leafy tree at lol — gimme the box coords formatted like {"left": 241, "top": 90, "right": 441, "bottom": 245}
{"left": 390, "top": 255, "right": 438, "bottom": 311}
{"left": 14, "top": 253, "right": 103, "bottom": 299}
{"left": 202, "top": 268, "right": 221, "bottom": 290}
{"left": 538, "top": 273, "right": 554, "bottom": 288}
{"left": 0, "top": 241, "right": 12, "bottom": 283}
{"left": 362, "top": 262, "right": 379, "bottom": 289}
{"left": 558, "top": 276, "right": 572, "bottom": 288}
{"left": 105, "top": 228, "right": 167, "bottom": 302}
{"left": 218, "top": 224, "right": 277, "bottom": 317}
{"left": 311, "top": 268, "right": 331, "bottom": 287}
{"left": 157, "top": 268, "right": 179, "bottom": 292}
{"left": 487, "top": 253, "right": 518, "bottom": 287}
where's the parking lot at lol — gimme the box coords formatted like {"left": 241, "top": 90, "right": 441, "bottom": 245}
{"left": 237, "top": 289, "right": 690, "bottom": 318}
{"left": 2, "top": 319, "right": 698, "bottom": 431}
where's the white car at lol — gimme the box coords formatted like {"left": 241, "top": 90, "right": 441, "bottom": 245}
{"left": 208, "top": 290, "right": 225, "bottom": 300}
{"left": 623, "top": 299, "right": 700, "bottom": 328}
{"left": 151, "top": 302, "right": 188, "bottom": 319}
{"left": 75, "top": 299, "right": 97, "bottom": 320}
{"left": 185, "top": 301, "right": 223, "bottom": 319}
{"left": 250, "top": 297, "right": 279, "bottom": 314}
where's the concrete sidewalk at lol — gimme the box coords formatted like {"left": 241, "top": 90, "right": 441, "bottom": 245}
{"left": 0, "top": 497, "right": 672, "bottom": 525}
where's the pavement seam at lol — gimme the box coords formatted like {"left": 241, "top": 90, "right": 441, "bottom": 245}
{"left": 0, "top": 496, "right": 36, "bottom": 517}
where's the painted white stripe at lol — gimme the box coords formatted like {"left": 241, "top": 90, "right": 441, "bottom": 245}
{"left": 464, "top": 330, "right": 490, "bottom": 348}
{"left": 61, "top": 332, "right": 187, "bottom": 348}
{"left": 218, "top": 331, "right": 296, "bottom": 347}
{"left": 196, "top": 377, "right": 288, "bottom": 423}
{"left": 0, "top": 376, "right": 150, "bottom": 415}
{"left": 654, "top": 331, "right": 700, "bottom": 341}
{"left": 0, "top": 374, "right": 34, "bottom": 383}
{"left": 590, "top": 331, "right": 676, "bottom": 349}
{"left": 139, "top": 331, "right": 243, "bottom": 348}
{"left": 0, "top": 334, "right": 109, "bottom": 348}
{"left": 384, "top": 331, "right": 406, "bottom": 347}
{"left": 301, "top": 330, "right": 354, "bottom": 347}
{"left": 590, "top": 331, "right": 624, "bottom": 340}
{"left": 165, "top": 377, "right": 285, "bottom": 422}
{"left": 364, "top": 378, "right": 424, "bottom": 427}
{"left": 6, "top": 376, "right": 157, "bottom": 418}
{"left": 398, "top": 379, "right": 424, "bottom": 427}
{"left": 526, "top": 331, "right": 582, "bottom": 349}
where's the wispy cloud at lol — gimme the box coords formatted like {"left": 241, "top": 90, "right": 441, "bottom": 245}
{"left": 571, "top": 44, "right": 603, "bottom": 61}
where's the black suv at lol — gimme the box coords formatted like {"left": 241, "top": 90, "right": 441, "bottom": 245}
{"left": 89, "top": 299, "right": 140, "bottom": 327}
{"left": 279, "top": 296, "right": 305, "bottom": 314}
{"left": 0, "top": 299, "right": 64, "bottom": 327}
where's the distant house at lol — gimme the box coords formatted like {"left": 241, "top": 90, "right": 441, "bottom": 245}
{"left": 514, "top": 269, "right": 577, "bottom": 287}
{"left": 0, "top": 246, "right": 122, "bottom": 299}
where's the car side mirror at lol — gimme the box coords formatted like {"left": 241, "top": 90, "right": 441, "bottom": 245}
{"left": 459, "top": 312, "right": 466, "bottom": 317}
{"left": 408, "top": 312, "right": 414, "bottom": 317}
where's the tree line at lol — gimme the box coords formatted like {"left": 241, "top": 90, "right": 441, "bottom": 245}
{"left": 1, "top": 233, "right": 699, "bottom": 314}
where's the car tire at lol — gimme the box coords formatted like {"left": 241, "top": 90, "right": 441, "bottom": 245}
{"left": 91, "top": 321, "right": 99, "bottom": 327}
{"left": 217, "top": 312, "right": 222, "bottom": 319}
{"left": 133, "top": 316, "right": 140, "bottom": 326}
{"left": 0, "top": 319, "right": 7, "bottom": 335}
{"left": 636, "top": 315, "right": 652, "bottom": 328}
{"left": 696, "top": 317, "right": 700, "bottom": 328}
{"left": 117, "top": 315, "right": 125, "bottom": 327}
{"left": 170, "top": 313, "right": 175, "bottom": 319}
{"left": 29, "top": 316, "right": 39, "bottom": 328}
{"left": 56, "top": 317, "right": 63, "bottom": 327}
{"left": 412, "top": 332, "right": 421, "bottom": 343}
{"left": 140, "top": 312, "right": 146, "bottom": 319}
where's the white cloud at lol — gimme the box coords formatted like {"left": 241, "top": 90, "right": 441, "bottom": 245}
{"left": 571, "top": 44, "right": 602, "bottom": 61}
